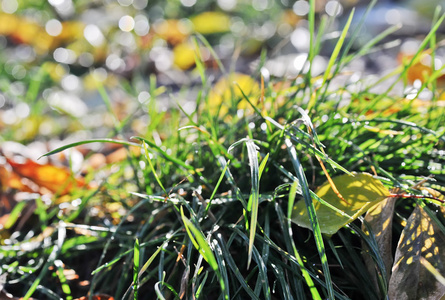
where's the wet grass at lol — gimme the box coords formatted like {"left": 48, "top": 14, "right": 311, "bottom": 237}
{"left": 1, "top": 2, "right": 445, "bottom": 299}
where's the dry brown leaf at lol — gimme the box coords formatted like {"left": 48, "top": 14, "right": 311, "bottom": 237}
{"left": 388, "top": 205, "right": 445, "bottom": 300}
{"left": 362, "top": 195, "right": 397, "bottom": 292}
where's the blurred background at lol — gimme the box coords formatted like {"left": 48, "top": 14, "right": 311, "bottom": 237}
{"left": 0, "top": 0, "right": 444, "bottom": 146}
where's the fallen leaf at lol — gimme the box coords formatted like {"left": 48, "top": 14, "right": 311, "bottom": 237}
{"left": 362, "top": 193, "right": 398, "bottom": 291}
{"left": 0, "top": 165, "right": 34, "bottom": 193}
{"left": 6, "top": 157, "right": 85, "bottom": 195}
{"left": 388, "top": 205, "right": 445, "bottom": 300}
{"left": 292, "top": 172, "right": 390, "bottom": 235}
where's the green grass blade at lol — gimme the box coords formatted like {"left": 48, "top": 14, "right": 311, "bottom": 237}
{"left": 154, "top": 282, "right": 167, "bottom": 300}
{"left": 284, "top": 138, "right": 334, "bottom": 300}
{"left": 322, "top": 8, "right": 354, "bottom": 86}
{"left": 337, "top": 0, "right": 376, "bottom": 59}
{"left": 270, "top": 263, "right": 293, "bottom": 299}
{"left": 4, "top": 201, "right": 27, "bottom": 229}
{"left": 342, "top": 24, "right": 401, "bottom": 66}
{"left": 308, "top": 0, "right": 316, "bottom": 63}
{"left": 91, "top": 237, "right": 167, "bottom": 275}
{"left": 307, "top": 8, "right": 354, "bottom": 111}
{"left": 54, "top": 259, "right": 72, "bottom": 300}
{"left": 246, "top": 139, "right": 261, "bottom": 269}
{"left": 142, "top": 141, "right": 167, "bottom": 195}
{"left": 371, "top": 13, "right": 445, "bottom": 102}
{"left": 180, "top": 207, "right": 227, "bottom": 298}
{"left": 258, "top": 153, "right": 269, "bottom": 178}
{"left": 23, "top": 227, "right": 66, "bottom": 300}
{"left": 133, "top": 238, "right": 140, "bottom": 300}
{"left": 288, "top": 180, "right": 299, "bottom": 221}
{"left": 192, "top": 36, "right": 208, "bottom": 88}
{"left": 195, "top": 33, "right": 226, "bottom": 74}
{"left": 212, "top": 240, "right": 230, "bottom": 300}
{"left": 276, "top": 202, "right": 321, "bottom": 299}
{"left": 96, "top": 81, "right": 119, "bottom": 126}
{"left": 265, "top": 116, "right": 352, "bottom": 175}
{"left": 132, "top": 136, "right": 195, "bottom": 171}
{"left": 308, "top": 8, "right": 354, "bottom": 111}
{"left": 136, "top": 238, "right": 172, "bottom": 295}
{"left": 194, "top": 271, "right": 209, "bottom": 299}
{"left": 295, "top": 106, "right": 324, "bottom": 148}
{"left": 231, "top": 226, "right": 271, "bottom": 298}
{"left": 206, "top": 159, "right": 230, "bottom": 213}
{"left": 181, "top": 208, "right": 216, "bottom": 268}
{"left": 39, "top": 138, "right": 141, "bottom": 158}
{"left": 26, "top": 66, "right": 46, "bottom": 103}
{"left": 215, "top": 234, "right": 260, "bottom": 300}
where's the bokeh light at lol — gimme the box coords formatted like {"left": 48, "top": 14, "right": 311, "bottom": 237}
{"left": 133, "top": 0, "right": 148, "bottom": 10}
{"left": 119, "top": 15, "right": 135, "bottom": 32}
{"left": 0, "top": 0, "right": 442, "bottom": 147}
{"left": 53, "top": 48, "right": 76, "bottom": 64}
{"left": 291, "top": 27, "right": 310, "bottom": 51}
{"left": 134, "top": 15, "right": 150, "bottom": 36}
{"left": 325, "top": 1, "right": 343, "bottom": 17}
{"left": 45, "top": 19, "right": 63, "bottom": 36}
{"left": 181, "top": 0, "right": 197, "bottom": 7}
{"left": 218, "top": 0, "right": 237, "bottom": 11}
{"left": 84, "top": 24, "right": 105, "bottom": 47}
{"left": 293, "top": 0, "right": 310, "bottom": 16}
{"left": 118, "top": 0, "right": 133, "bottom": 6}
{"left": 1, "top": 0, "right": 18, "bottom": 14}
{"left": 0, "top": 94, "right": 5, "bottom": 108}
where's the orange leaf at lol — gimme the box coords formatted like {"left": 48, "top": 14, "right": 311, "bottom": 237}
{"left": 6, "top": 158, "right": 85, "bottom": 195}
{"left": 0, "top": 165, "right": 34, "bottom": 192}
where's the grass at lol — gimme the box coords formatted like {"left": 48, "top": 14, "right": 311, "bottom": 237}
{"left": 1, "top": 1, "right": 445, "bottom": 299}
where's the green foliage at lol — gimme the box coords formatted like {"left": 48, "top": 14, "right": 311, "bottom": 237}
{"left": 1, "top": 1, "right": 445, "bottom": 300}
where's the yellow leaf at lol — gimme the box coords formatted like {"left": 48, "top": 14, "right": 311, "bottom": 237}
{"left": 292, "top": 172, "right": 390, "bottom": 235}
{"left": 191, "top": 12, "right": 230, "bottom": 34}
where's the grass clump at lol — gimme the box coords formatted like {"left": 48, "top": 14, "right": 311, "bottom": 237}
{"left": 1, "top": 2, "right": 445, "bottom": 300}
